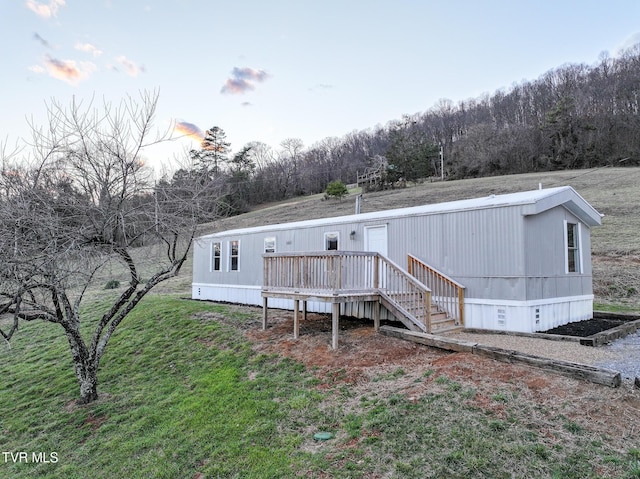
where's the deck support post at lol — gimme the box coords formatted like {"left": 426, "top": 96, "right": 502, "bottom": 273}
{"left": 373, "top": 300, "right": 380, "bottom": 331}
{"left": 302, "top": 300, "right": 307, "bottom": 321}
{"left": 293, "top": 299, "right": 300, "bottom": 339}
{"left": 262, "top": 297, "right": 268, "bottom": 330}
{"left": 331, "top": 303, "right": 340, "bottom": 350}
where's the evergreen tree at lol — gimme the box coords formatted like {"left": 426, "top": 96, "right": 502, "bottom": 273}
{"left": 191, "top": 126, "right": 231, "bottom": 173}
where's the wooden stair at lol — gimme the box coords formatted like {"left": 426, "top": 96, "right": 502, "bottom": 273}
{"left": 379, "top": 291, "right": 462, "bottom": 335}
{"left": 430, "top": 310, "right": 462, "bottom": 334}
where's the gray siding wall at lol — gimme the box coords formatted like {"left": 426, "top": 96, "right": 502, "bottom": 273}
{"left": 391, "top": 206, "right": 526, "bottom": 300}
{"left": 192, "top": 223, "right": 367, "bottom": 287}
{"left": 524, "top": 207, "right": 593, "bottom": 300}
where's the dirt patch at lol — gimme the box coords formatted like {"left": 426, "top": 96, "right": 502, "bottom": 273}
{"left": 247, "top": 313, "right": 443, "bottom": 370}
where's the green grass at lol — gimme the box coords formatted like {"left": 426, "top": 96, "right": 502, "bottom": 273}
{"left": 1, "top": 295, "right": 638, "bottom": 478}
{"left": 594, "top": 302, "right": 640, "bottom": 313}
{"left": 0, "top": 296, "right": 328, "bottom": 478}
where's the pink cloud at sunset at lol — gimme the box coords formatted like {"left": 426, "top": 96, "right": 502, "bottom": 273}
{"left": 220, "top": 67, "right": 269, "bottom": 95}
{"left": 174, "top": 121, "right": 204, "bottom": 142}
{"left": 30, "top": 55, "right": 96, "bottom": 85}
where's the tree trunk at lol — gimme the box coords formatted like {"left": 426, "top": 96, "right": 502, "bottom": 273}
{"left": 65, "top": 328, "right": 99, "bottom": 404}
{"left": 77, "top": 367, "right": 99, "bottom": 404}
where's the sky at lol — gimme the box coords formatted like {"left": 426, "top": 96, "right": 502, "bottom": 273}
{"left": 1, "top": 0, "right": 640, "bottom": 172}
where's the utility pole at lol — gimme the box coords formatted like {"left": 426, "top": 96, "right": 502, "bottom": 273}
{"left": 440, "top": 145, "right": 444, "bottom": 181}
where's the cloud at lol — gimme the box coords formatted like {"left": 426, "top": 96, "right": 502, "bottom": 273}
{"left": 231, "top": 66, "right": 269, "bottom": 82}
{"left": 26, "top": 0, "right": 65, "bottom": 18}
{"left": 32, "top": 55, "right": 96, "bottom": 85}
{"left": 75, "top": 42, "right": 103, "bottom": 57}
{"left": 115, "top": 55, "right": 144, "bottom": 77}
{"left": 221, "top": 66, "right": 269, "bottom": 95}
{"left": 174, "top": 121, "right": 203, "bottom": 142}
{"left": 28, "top": 65, "right": 46, "bottom": 74}
{"left": 115, "top": 56, "right": 140, "bottom": 76}
{"left": 33, "top": 32, "right": 51, "bottom": 48}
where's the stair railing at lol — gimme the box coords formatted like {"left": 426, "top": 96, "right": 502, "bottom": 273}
{"left": 407, "top": 254, "right": 465, "bottom": 327}
{"left": 377, "top": 254, "right": 432, "bottom": 332}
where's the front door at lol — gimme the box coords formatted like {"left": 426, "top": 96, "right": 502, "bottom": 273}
{"left": 365, "top": 225, "right": 388, "bottom": 288}
{"left": 364, "top": 225, "right": 388, "bottom": 256}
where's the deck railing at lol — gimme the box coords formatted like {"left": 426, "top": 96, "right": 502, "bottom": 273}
{"left": 263, "top": 251, "right": 432, "bottom": 331}
{"left": 263, "top": 251, "right": 379, "bottom": 292}
{"left": 407, "top": 254, "right": 465, "bottom": 327}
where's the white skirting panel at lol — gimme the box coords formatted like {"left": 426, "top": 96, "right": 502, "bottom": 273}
{"left": 464, "top": 295, "right": 594, "bottom": 333}
{"left": 191, "top": 283, "right": 332, "bottom": 313}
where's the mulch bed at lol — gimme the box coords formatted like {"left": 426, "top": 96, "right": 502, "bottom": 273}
{"left": 543, "top": 318, "right": 625, "bottom": 337}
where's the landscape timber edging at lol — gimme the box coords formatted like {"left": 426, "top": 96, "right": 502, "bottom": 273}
{"left": 379, "top": 325, "right": 623, "bottom": 388}
{"left": 580, "top": 318, "right": 640, "bottom": 346}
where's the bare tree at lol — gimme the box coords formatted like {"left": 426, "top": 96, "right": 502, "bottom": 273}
{"left": 0, "top": 91, "right": 222, "bottom": 404}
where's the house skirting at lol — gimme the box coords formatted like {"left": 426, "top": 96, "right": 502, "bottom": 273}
{"left": 191, "top": 283, "right": 593, "bottom": 333}
{"left": 192, "top": 283, "right": 333, "bottom": 313}
{"left": 463, "top": 295, "right": 594, "bottom": 333}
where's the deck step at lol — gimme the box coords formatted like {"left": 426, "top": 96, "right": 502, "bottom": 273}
{"left": 379, "top": 285, "right": 463, "bottom": 336}
{"left": 431, "top": 324, "right": 463, "bottom": 334}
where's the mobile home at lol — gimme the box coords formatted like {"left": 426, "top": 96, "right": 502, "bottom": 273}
{"left": 192, "top": 186, "right": 602, "bottom": 333}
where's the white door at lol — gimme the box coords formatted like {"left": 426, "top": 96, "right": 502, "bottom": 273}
{"left": 365, "top": 225, "right": 388, "bottom": 289}
{"left": 365, "top": 225, "right": 388, "bottom": 256}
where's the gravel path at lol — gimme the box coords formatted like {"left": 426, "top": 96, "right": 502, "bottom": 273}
{"left": 594, "top": 330, "right": 640, "bottom": 381}
{"left": 448, "top": 330, "right": 640, "bottom": 383}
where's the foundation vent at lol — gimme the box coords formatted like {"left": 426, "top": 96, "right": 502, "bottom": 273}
{"left": 496, "top": 307, "right": 507, "bottom": 327}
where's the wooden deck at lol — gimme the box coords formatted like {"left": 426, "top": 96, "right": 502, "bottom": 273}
{"left": 262, "top": 251, "right": 465, "bottom": 349}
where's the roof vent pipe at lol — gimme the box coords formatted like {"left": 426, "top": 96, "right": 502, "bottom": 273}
{"left": 539, "top": 183, "right": 543, "bottom": 190}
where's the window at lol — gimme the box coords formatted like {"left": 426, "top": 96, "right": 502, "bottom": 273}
{"left": 264, "top": 236, "right": 276, "bottom": 253}
{"left": 229, "top": 240, "right": 239, "bottom": 271}
{"left": 324, "top": 232, "right": 339, "bottom": 251}
{"left": 565, "top": 222, "right": 581, "bottom": 273}
{"left": 211, "top": 242, "right": 221, "bottom": 271}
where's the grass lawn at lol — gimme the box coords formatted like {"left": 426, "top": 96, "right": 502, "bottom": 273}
{"left": 1, "top": 295, "right": 639, "bottom": 478}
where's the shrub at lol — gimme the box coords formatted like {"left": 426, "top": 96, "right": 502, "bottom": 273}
{"left": 325, "top": 180, "right": 348, "bottom": 200}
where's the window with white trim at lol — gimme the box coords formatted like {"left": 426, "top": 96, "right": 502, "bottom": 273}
{"left": 211, "top": 241, "right": 221, "bottom": 271}
{"left": 229, "top": 240, "right": 239, "bottom": 271}
{"left": 324, "top": 232, "right": 339, "bottom": 251}
{"left": 565, "top": 222, "right": 581, "bottom": 273}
